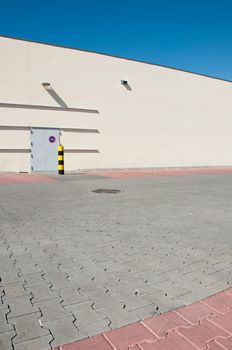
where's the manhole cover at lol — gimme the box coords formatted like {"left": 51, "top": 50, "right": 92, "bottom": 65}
{"left": 92, "top": 189, "right": 121, "bottom": 194}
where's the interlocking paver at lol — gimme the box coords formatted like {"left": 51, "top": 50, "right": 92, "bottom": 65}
{"left": 80, "top": 318, "right": 111, "bottom": 337}
{"left": 136, "top": 331, "right": 198, "bottom": 350}
{"left": 21, "top": 272, "right": 47, "bottom": 287}
{"left": 56, "top": 334, "right": 113, "bottom": 350}
{"left": 211, "top": 336, "right": 232, "bottom": 349}
{"left": 44, "top": 315, "right": 85, "bottom": 347}
{"left": 226, "top": 288, "right": 232, "bottom": 295}
{"left": 142, "top": 291, "right": 185, "bottom": 314}
{"left": 175, "top": 301, "right": 218, "bottom": 324}
{"left": 177, "top": 318, "right": 230, "bottom": 349}
{"left": 58, "top": 288, "right": 90, "bottom": 306}
{"left": 0, "top": 309, "right": 14, "bottom": 334}
{"left": 142, "top": 310, "right": 191, "bottom": 338}
{"left": 208, "top": 310, "right": 232, "bottom": 334}
{"left": 35, "top": 298, "right": 70, "bottom": 321}
{"left": 0, "top": 271, "right": 21, "bottom": 285}
{"left": 207, "top": 340, "right": 227, "bottom": 350}
{"left": 129, "top": 304, "right": 159, "bottom": 320}
{"left": 13, "top": 335, "right": 52, "bottom": 350}
{"left": 104, "top": 322, "right": 157, "bottom": 350}
{"left": 2, "top": 283, "right": 28, "bottom": 298}
{"left": 25, "top": 284, "right": 55, "bottom": 303}
{"left": 0, "top": 331, "right": 15, "bottom": 350}
{"left": 6, "top": 295, "right": 38, "bottom": 319}
{"left": 9, "top": 312, "right": 50, "bottom": 344}
{"left": 202, "top": 292, "right": 232, "bottom": 313}
{"left": 96, "top": 303, "right": 138, "bottom": 329}
{"left": 67, "top": 301, "right": 105, "bottom": 325}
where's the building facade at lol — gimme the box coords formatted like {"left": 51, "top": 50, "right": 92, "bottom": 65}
{"left": 0, "top": 35, "right": 232, "bottom": 172}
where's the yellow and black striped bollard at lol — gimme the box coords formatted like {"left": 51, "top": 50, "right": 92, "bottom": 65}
{"left": 58, "top": 145, "right": 64, "bottom": 175}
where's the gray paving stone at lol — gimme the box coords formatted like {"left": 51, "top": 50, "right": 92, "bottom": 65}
{"left": 0, "top": 259, "right": 16, "bottom": 273}
{"left": 25, "top": 284, "right": 55, "bottom": 303}
{"left": 141, "top": 291, "right": 185, "bottom": 314}
{"left": 15, "top": 263, "right": 38, "bottom": 275}
{"left": 14, "top": 335, "right": 52, "bottom": 350}
{"left": 2, "top": 284, "right": 27, "bottom": 299}
{"left": 0, "top": 331, "right": 15, "bottom": 350}
{"left": 0, "top": 271, "right": 20, "bottom": 285}
{"left": 129, "top": 304, "right": 159, "bottom": 320}
{"left": 8, "top": 245, "right": 26, "bottom": 257}
{"left": 7, "top": 295, "right": 38, "bottom": 319}
{"left": 0, "top": 309, "right": 14, "bottom": 334}
{"left": 77, "top": 318, "right": 111, "bottom": 337}
{"left": 21, "top": 273, "right": 47, "bottom": 287}
{"left": 96, "top": 304, "right": 138, "bottom": 329}
{"left": 173, "top": 282, "right": 214, "bottom": 304}
{"left": 66, "top": 301, "right": 104, "bottom": 325}
{"left": 204, "top": 279, "right": 231, "bottom": 293}
{"left": 156, "top": 280, "right": 192, "bottom": 299}
{"left": 35, "top": 298, "right": 70, "bottom": 321}
{"left": 44, "top": 315, "right": 85, "bottom": 347}
{"left": 2, "top": 173, "right": 232, "bottom": 345}
{"left": 0, "top": 303, "right": 8, "bottom": 311}
{"left": 10, "top": 312, "right": 50, "bottom": 344}
{"left": 57, "top": 288, "right": 90, "bottom": 306}
{"left": 84, "top": 287, "right": 121, "bottom": 309}
{"left": 114, "top": 291, "right": 156, "bottom": 312}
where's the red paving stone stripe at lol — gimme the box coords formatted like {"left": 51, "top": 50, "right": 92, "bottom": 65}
{"left": 141, "top": 310, "right": 191, "bottom": 338}
{"left": 208, "top": 336, "right": 232, "bottom": 349}
{"left": 103, "top": 322, "right": 158, "bottom": 350}
{"left": 53, "top": 288, "right": 232, "bottom": 350}
{"left": 88, "top": 167, "right": 232, "bottom": 179}
{"left": 0, "top": 173, "right": 57, "bottom": 184}
{"left": 177, "top": 318, "right": 230, "bottom": 349}
{"left": 201, "top": 292, "right": 232, "bottom": 313}
{"left": 208, "top": 310, "right": 232, "bottom": 335}
{"left": 225, "top": 288, "right": 232, "bottom": 296}
{"left": 134, "top": 332, "right": 199, "bottom": 350}
{"left": 174, "top": 301, "right": 219, "bottom": 324}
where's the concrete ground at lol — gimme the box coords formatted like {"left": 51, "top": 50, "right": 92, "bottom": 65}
{"left": 1, "top": 170, "right": 232, "bottom": 349}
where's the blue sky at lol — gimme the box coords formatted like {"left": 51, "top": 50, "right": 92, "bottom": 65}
{"left": 1, "top": 0, "right": 232, "bottom": 80}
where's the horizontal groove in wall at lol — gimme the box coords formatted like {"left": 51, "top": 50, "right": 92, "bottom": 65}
{"left": 64, "top": 149, "right": 99, "bottom": 153}
{"left": 0, "top": 126, "right": 100, "bottom": 133}
{"left": 0, "top": 125, "right": 29, "bottom": 130}
{"left": 61, "top": 128, "right": 99, "bottom": 133}
{"left": 0, "top": 103, "right": 99, "bottom": 114}
{"left": 0, "top": 149, "right": 31, "bottom": 153}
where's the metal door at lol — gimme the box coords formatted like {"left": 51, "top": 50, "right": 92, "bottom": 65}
{"left": 30, "top": 128, "right": 60, "bottom": 171}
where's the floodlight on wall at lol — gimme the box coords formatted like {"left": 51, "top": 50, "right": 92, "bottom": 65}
{"left": 42, "top": 82, "right": 52, "bottom": 90}
{"left": 121, "top": 80, "right": 128, "bottom": 85}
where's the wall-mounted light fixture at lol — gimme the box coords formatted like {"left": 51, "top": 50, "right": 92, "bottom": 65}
{"left": 42, "top": 82, "right": 52, "bottom": 90}
{"left": 121, "top": 80, "right": 132, "bottom": 91}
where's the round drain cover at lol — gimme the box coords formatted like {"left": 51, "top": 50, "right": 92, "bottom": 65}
{"left": 92, "top": 189, "right": 121, "bottom": 194}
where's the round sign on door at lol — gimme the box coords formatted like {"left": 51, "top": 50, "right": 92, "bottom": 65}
{"left": 49, "top": 136, "right": 56, "bottom": 143}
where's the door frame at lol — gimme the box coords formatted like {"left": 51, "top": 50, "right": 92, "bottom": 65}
{"left": 30, "top": 126, "right": 60, "bottom": 172}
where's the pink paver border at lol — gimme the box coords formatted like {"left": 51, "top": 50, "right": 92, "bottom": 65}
{"left": 87, "top": 166, "right": 232, "bottom": 179}
{"left": 54, "top": 288, "right": 232, "bottom": 350}
{"left": 0, "top": 173, "right": 57, "bottom": 184}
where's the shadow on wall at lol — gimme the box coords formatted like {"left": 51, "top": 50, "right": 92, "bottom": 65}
{"left": 124, "top": 83, "right": 132, "bottom": 91}
{"left": 121, "top": 80, "right": 132, "bottom": 91}
{"left": 42, "top": 83, "right": 68, "bottom": 107}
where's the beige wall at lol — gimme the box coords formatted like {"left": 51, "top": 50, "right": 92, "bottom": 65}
{"left": 0, "top": 36, "right": 232, "bottom": 172}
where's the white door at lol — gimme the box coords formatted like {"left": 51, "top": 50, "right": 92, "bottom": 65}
{"left": 30, "top": 128, "right": 60, "bottom": 171}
